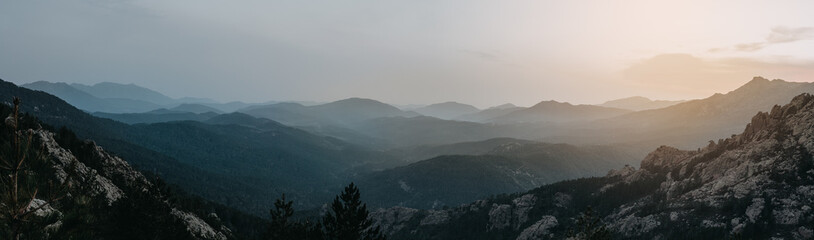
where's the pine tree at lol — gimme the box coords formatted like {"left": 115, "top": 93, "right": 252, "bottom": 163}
{"left": 266, "top": 194, "right": 324, "bottom": 240}
{"left": 323, "top": 183, "right": 385, "bottom": 240}
{"left": 0, "top": 97, "right": 62, "bottom": 239}
{"left": 267, "top": 194, "right": 296, "bottom": 239}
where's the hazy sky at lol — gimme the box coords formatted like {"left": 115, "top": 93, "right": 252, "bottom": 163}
{"left": 2, "top": 0, "right": 814, "bottom": 108}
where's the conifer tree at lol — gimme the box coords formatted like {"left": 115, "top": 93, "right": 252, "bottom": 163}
{"left": 267, "top": 194, "right": 295, "bottom": 239}
{"left": 0, "top": 97, "right": 61, "bottom": 239}
{"left": 323, "top": 183, "right": 385, "bottom": 240}
{"left": 266, "top": 194, "right": 324, "bottom": 240}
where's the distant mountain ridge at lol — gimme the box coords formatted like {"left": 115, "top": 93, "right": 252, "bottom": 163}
{"left": 554, "top": 77, "right": 814, "bottom": 149}
{"left": 170, "top": 103, "right": 224, "bottom": 114}
{"left": 70, "top": 82, "right": 180, "bottom": 106}
{"left": 372, "top": 92, "right": 814, "bottom": 239}
{"left": 455, "top": 104, "right": 524, "bottom": 123}
{"left": 21, "top": 81, "right": 259, "bottom": 114}
{"left": 413, "top": 102, "right": 480, "bottom": 120}
{"left": 598, "top": 96, "right": 685, "bottom": 111}
{"left": 2, "top": 79, "right": 398, "bottom": 215}
{"left": 241, "top": 98, "right": 414, "bottom": 127}
{"left": 490, "top": 100, "right": 632, "bottom": 124}
{"left": 21, "top": 81, "right": 164, "bottom": 113}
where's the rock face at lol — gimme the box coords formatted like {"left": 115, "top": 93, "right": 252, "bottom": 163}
{"left": 36, "top": 130, "right": 125, "bottom": 204}
{"left": 369, "top": 207, "right": 420, "bottom": 236}
{"left": 372, "top": 93, "right": 814, "bottom": 240}
{"left": 30, "top": 128, "right": 230, "bottom": 239}
{"left": 515, "top": 215, "right": 557, "bottom": 240}
{"left": 171, "top": 208, "right": 228, "bottom": 240}
{"left": 639, "top": 146, "right": 696, "bottom": 172}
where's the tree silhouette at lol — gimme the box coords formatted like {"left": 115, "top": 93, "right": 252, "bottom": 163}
{"left": 266, "top": 193, "right": 323, "bottom": 240}
{"left": 0, "top": 97, "right": 62, "bottom": 239}
{"left": 323, "top": 183, "right": 385, "bottom": 240}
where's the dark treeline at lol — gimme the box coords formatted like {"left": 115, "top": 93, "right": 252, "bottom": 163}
{"left": 265, "top": 183, "right": 386, "bottom": 240}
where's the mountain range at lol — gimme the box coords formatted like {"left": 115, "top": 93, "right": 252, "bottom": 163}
{"left": 598, "top": 96, "right": 685, "bottom": 111}
{"left": 455, "top": 104, "right": 524, "bottom": 123}
{"left": 0, "top": 101, "right": 262, "bottom": 239}
{"left": 371, "top": 92, "right": 814, "bottom": 239}
{"left": 412, "top": 102, "right": 480, "bottom": 120}
{"left": 2, "top": 79, "right": 397, "bottom": 215}
{"left": 357, "top": 140, "right": 640, "bottom": 208}
{"left": 551, "top": 77, "right": 814, "bottom": 149}
{"left": 21, "top": 81, "right": 165, "bottom": 113}
{"left": 7, "top": 76, "right": 814, "bottom": 239}
{"left": 489, "top": 101, "right": 632, "bottom": 124}
{"left": 21, "top": 81, "right": 256, "bottom": 113}
{"left": 1, "top": 77, "right": 654, "bottom": 216}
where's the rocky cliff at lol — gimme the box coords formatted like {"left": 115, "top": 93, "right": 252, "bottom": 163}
{"left": 371, "top": 93, "right": 814, "bottom": 239}
{"left": 1, "top": 104, "right": 232, "bottom": 239}
{"left": 35, "top": 129, "right": 230, "bottom": 239}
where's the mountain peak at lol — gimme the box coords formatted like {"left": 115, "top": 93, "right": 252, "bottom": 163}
{"left": 372, "top": 91, "right": 814, "bottom": 239}
{"left": 599, "top": 96, "right": 685, "bottom": 111}
{"left": 530, "top": 100, "right": 572, "bottom": 108}
{"left": 327, "top": 97, "right": 388, "bottom": 106}
{"left": 734, "top": 76, "right": 777, "bottom": 92}
{"left": 23, "top": 80, "right": 73, "bottom": 88}
{"left": 91, "top": 81, "right": 139, "bottom": 87}
{"left": 489, "top": 103, "right": 517, "bottom": 109}
{"left": 748, "top": 76, "right": 770, "bottom": 84}
{"left": 414, "top": 102, "right": 479, "bottom": 120}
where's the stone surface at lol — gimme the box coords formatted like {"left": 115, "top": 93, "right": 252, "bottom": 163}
{"left": 515, "top": 216, "right": 557, "bottom": 240}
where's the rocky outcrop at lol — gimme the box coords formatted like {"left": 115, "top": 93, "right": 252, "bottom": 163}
{"left": 171, "top": 208, "right": 228, "bottom": 240}
{"left": 35, "top": 130, "right": 124, "bottom": 204}
{"left": 606, "top": 165, "right": 636, "bottom": 178}
{"left": 640, "top": 146, "right": 695, "bottom": 172}
{"left": 31, "top": 128, "right": 230, "bottom": 240}
{"left": 370, "top": 207, "right": 420, "bottom": 235}
{"left": 598, "top": 93, "right": 814, "bottom": 238}
{"left": 372, "top": 93, "right": 814, "bottom": 240}
{"left": 515, "top": 215, "right": 557, "bottom": 240}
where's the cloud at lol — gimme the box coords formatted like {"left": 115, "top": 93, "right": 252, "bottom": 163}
{"left": 459, "top": 50, "right": 499, "bottom": 61}
{"left": 766, "top": 26, "right": 814, "bottom": 43}
{"left": 733, "top": 42, "right": 766, "bottom": 52}
{"left": 718, "top": 26, "right": 814, "bottom": 52}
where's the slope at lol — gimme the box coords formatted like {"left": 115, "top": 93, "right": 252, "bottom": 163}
{"left": 21, "top": 81, "right": 164, "bottom": 113}
{"left": 490, "top": 100, "right": 631, "bottom": 124}
{"left": 551, "top": 77, "right": 814, "bottom": 149}
{"left": 70, "top": 81, "right": 177, "bottom": 106}
{"left": 0, "top": 103, "right": 239, "bottom": 239}
{"left": 358, "top": 141, "right": 640, "bottom": 209}
{"left": 598, "top": 96, "right": 685, "bottom": 111}
{"left": 413, "top": 102, "right": 480, "bottom": 120}
{"left": 2, "top": 79, "right": 395, "bottom": 215}
{"left": 372, "top": 93, "right": 814, "bottom": 239}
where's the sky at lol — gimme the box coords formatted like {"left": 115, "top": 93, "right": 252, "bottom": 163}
{"left": 1, "top": 0, "right": 814, "bottom": 108}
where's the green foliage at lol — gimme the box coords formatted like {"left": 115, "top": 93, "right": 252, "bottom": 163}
{"left": 103, "top": 187, "right": 193, "bottom": 240}
{"left": 323, "top": 183, "right": 385, "bottom": 240}
{"left": 0, "top": 97, "right": 62, "bottom": 239}
{"left": 264, "top": 184, "right": 385, "bottom": 240}
{"left": 2, "top": 79, "right": 394, "bottom": 215}
{"left": 265, "top": 194, "right": 323, "bottom": 240}
{"left": 0, "top": 98, "right": 262, "bottom": 239}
